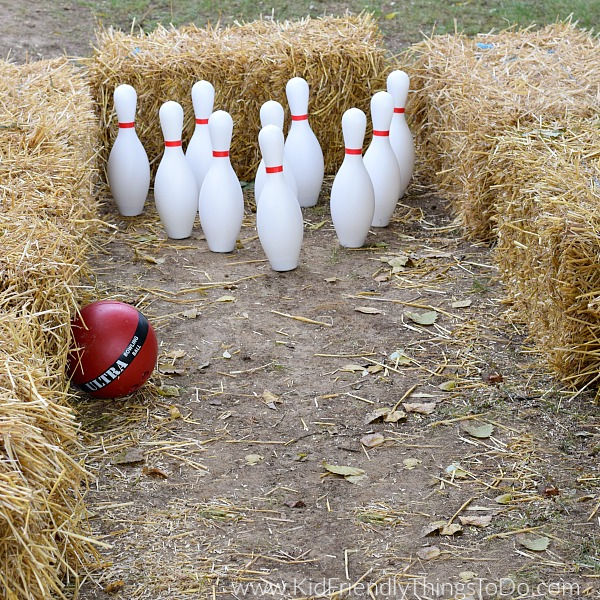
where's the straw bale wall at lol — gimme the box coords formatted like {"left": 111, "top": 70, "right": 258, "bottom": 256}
{"left": 0, "top": 58, "right": 99, "bottom": 599}
{"left": 88, "top": 14, "right": 391, "bottom": 182}
{"left": 494, "top": 121, "right": 600, "bottom": 388}
{"left": 407, "top": 23, "right": 600, "bottom": 387}
{"left": 408, "top": 22, "right": 599, "bottom": 239}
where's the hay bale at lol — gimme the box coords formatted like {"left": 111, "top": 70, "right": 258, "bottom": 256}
{"left": 87, "top": 15, "right": 391, "bottom": 182}
{"left": 0, "top": 57, "right": 99, "bottom": 599}
{"left": 494, "top": 120, "right": 600, "bottom": 388}
{"left": 407, "top": 22, "right": 599, "bottom": 239}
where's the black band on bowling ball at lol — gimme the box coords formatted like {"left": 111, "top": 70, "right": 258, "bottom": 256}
{"left": 77, "top": 311, "right": 149, "bottom": 393}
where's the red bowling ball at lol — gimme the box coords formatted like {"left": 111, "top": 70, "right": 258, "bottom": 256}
{"left": 68, "top": 300, "right": 158, "bottom": 399}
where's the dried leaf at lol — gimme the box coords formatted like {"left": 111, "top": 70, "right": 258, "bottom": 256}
{"left": 323, "top": 462, "right": 365, "bottom": 478}
{"left": 516, "top": 534, "right": 550, "bottom": 552}
{"left": 142, "top": 466, "right": 168, "bottom": 479}
{"left": 163, "top": 349, "right": 186, "bottom": 360}
{"left": 440, "top": 523, "right": 463, "bottom": 536}
{"left": 451, "top": 299, "right": 472, "bottom": 309}
{"left": 483, "top": 371, "right": 503, "bottom": 384}
{"left": 105, "top": 580, "right": 125, "bottom": 594}
{"left": 324, "top": 276, "right": 338, "bottom": 283}
{"left": 403, "top": 458, "right": 421, "bottom": 469}
{"left": 137, "top": 252, "right": 165, "bottom": 265}
{"left": 459, "top": 514, "right": 493, "bottom": 528}
{"left": 364, "top": 407, "right": 391, "bottom": 424}
{"left": 459, "top": 571, "right": 477, "bottom": 582}
{"left": 182, "top": 308, "right": 200, "bottom": 319}
{"left": 215, "top": 295, "right": 235, "bottom": 302}
{"left": 407, "top": 310, "right": 438, "bottom": 325}
{"left": 245, "top": 454, "right": 263, "bottom": 465}
{"left": 384, "top": 11, "right": 398, "bottom": 20}
{"left": 495, "top": 493, "right": 514, "bottom": 504}
{"left": 262, "top": 390, "right": 281, "bottom": 406}
{"left": 355, "top": 306, "right": 384, "bottom": 315}
{"left": 389, "top": 349, "right": 411, "bottom": 365}
{"left": 384, "top": 410, "right": 407, "bottom": 423}
{"left": 346, "top": 474, "right": 368, "bottom": 484}
{"left": 403, "top": 402, "right": 437, "bottom": 414}
{"left": 416, "top": 546, "right": 440, "bottom": 560}
{"left": 421, "top": 520, "right": 447, "bottom": 537}
{"left": 112, "top": 447, "right": 144, "bottom": 465}
{"left": 168, "top": 405, "right": 182, "bottom": 419}
{"left": 439, "top": 380, "right": 456, "bottom": 391}
{"left": 445, "top": 462, "right": 468, "bottom": 478}
{"left": 341, "top": 363, "right": 368, "bottom": 374}
{"left": 157, "top": 384, "right": 180, "bottom": 397}
{"left": 384, "top": 254, "right": 409, "bottom": 269}
{"left": 361, "top": 433, "right": 385, "bottom": 448}
{"left": 367, "top": 364, "right": 384, "bottom": 374}
{"left": 462, "top": 422, "right": 495, "bottom": 439}
{"left": 284, "top": 499, "right": 306, "bottom": 508}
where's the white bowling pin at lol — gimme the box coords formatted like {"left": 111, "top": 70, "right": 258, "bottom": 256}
{"left": 154, "top": 101, "right": 198, "bottom": 239}
{"left": 330, "top": 108, "right": 375, "bottom": 248}
{"left": 257, "top": 125, "right": 303, "bottom": 271}
{"left": 199, "top": 110, "right": 244, "bottom": 253}
{"left": 185, "top": 80, "right": 214, "bottom": 191}
{"left": 387, "top": 70, "right": 414, "bottom": 197}
{"left": 363, "top": 91, "right": 402, "bottom": 227}
{"left": 107, "top": 84, "right": 150, "bottom": 216}
{"left": 283, "top": 77, "right": 324, "bottom": 208}
{"left": 254, "top": 100, "right": 298, "bottom": 203}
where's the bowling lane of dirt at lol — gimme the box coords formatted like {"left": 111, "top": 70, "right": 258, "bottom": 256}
{"left": 73, "top": 182, "right": 599, "bottom": 599}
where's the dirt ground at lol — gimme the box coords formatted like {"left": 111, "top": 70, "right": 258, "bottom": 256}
{"left": 1, "top": 2, "right": 599, "bottom": 599}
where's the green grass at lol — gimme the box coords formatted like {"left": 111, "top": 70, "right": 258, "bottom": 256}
{"left": 80, "top": 0, "right": 599, "bottom": 47}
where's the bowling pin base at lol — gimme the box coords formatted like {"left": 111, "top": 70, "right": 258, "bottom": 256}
{"left": 269, "top": 262, "right": 298, "bottom": 272}
{"left": 117, "top": 207, "right": 144, "bottom": 217}
{"left": 207, "top": 242, "right": 237, "bottom": 253}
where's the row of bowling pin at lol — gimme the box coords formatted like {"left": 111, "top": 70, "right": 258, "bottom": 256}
{"left": 106, "top": 72, "right": 414, "bottom": 270}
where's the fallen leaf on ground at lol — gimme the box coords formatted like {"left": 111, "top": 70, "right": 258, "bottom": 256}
{"left": 215, "top": 295, "right": 236, "bottom": 302}
{"left": 262, "top": 389, "right": 281, "bottom": 409}
{"left": 367, "top": 364, "right": 384, "bottom": 374}
{"left": 407, "top": 310, "right": 438, "bottom": 326}
{"left": 182, "top": 308, "right": 200, "bottom": 319}
{"left": 341, "top": 363, "right": 368, "bottom": 374}
{"left": 421, "top": 520, "right": 447, "bottom": 537}
{"left": 324, "top": 276, "right": 338, "bottom": 283}
{"left": 162, "top": 349, "right": 186, "bottom": 360}
{"left": 462, "top": 422, "right": 495, "bottom": 439}
{"left": 364, "top": 407, "right": 392, "bottom": 424}
{"left": 361, "top": 433, "right": 385, "bottom": 448}
{"left": 157, "top": 385, "right": 180, "bottom": 397}
{"left": 403, "top": 458, "right": 421, "bottom": 469}
{"left": 104, "top": 580, "right": 125, "bottom": 594}
{"left": 384, "top": 410, "right": 407, "bottom": 423}
{"left": 483, "top": 371, "right": 503, "bottom": 384}
{"left": 416, "top": 546, "right": 440, "bottom": 560}
{"left": 168, "top": 405, "right": 182, "bottom": 419}
{"left": 355, "top": 306, "right": 384, "bottom": 315}
{"left": 439, "top": 380, "right": 456, "bottom": 391}
{"left": 383, "top": 254, "right": 410, "bottom": 271}
{"left": 137, "top": 252, "right": 165, "bottom": 265}
{"left": 459, "top": 571, "right": 477, "bottom": 582}
{"left": 322, "top": 462, "right": 367, "bottom": 483}
{"left": 451, "top": 299, "right": 472, "bottom": 309}
{"left": 440, "top": 523, "right": 463, "bottom": 536}
{"left": 495, "top": 493, "right": 513, "bottom": 504}
{"left": 403, "top": 402, "right": 437, "bottom": 414}
{"left": 112, "top": 448, "right": 144, "bottom": 465}
{"left": 389, "top": 349, "right": 411, "bottom": 365}
{"left": 541, "top": 484, "right": 560, "bottom": 497}
{"left": 142, "top": 466, "right": 168, "bottom": 479}
{"left": 384, "top": 11, "right": 398, "bottom": 19}
{"left": 284, "top": 499, "right": 306, "bottom": 508}
{"left": 245, "top": 454, "right": 263, "bottom": 465}
{"left": 445, "top": 462, "right": 468, "bottom": 478}
{"left": 459, "top": 514, "right": 493, "bottom": 527}
{"left": 516, "top": 534, "right": 550, "bottom": 552}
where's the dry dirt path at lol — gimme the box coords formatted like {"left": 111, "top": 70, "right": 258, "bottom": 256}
{"left": 1, "top": 2, "right": 598, "bottom": 599}
{"left": 72, "top": 184, "right": 599, "bottom": 599}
